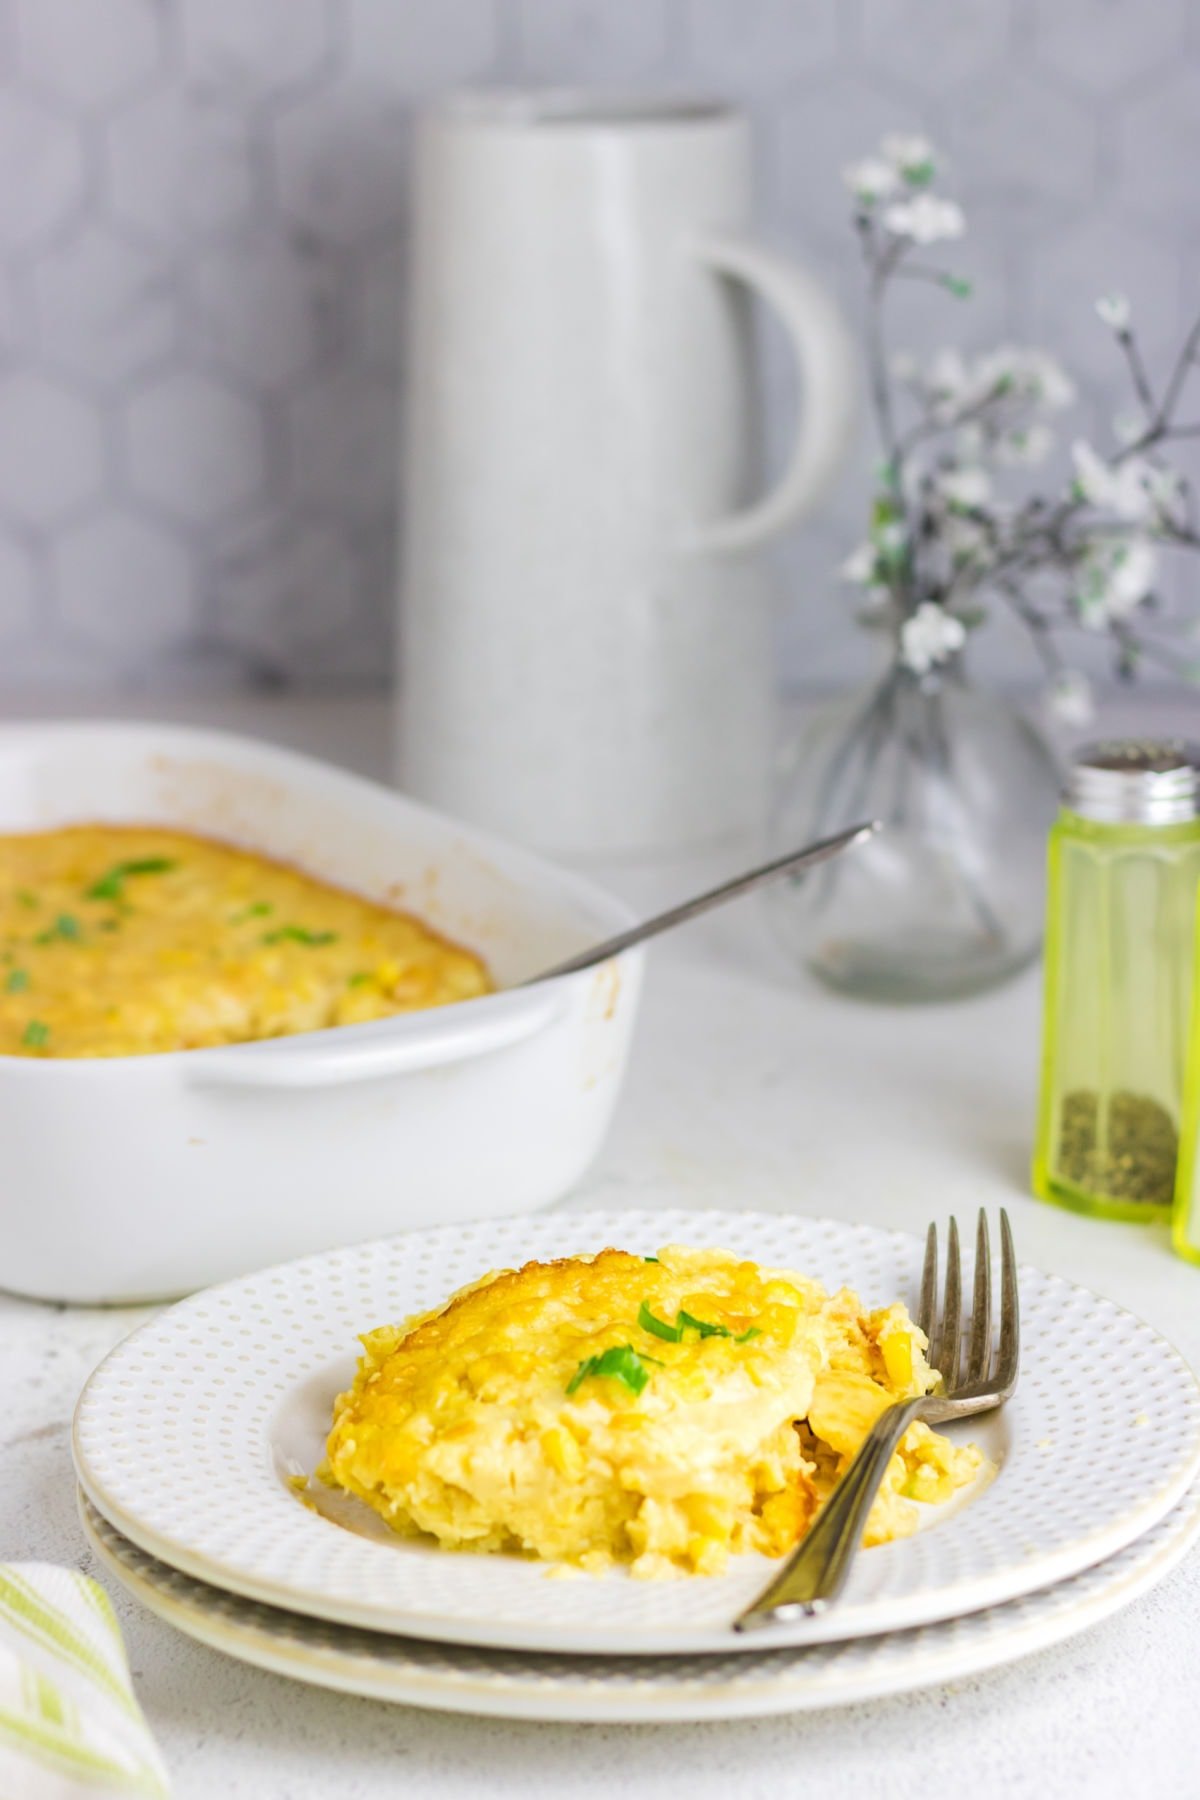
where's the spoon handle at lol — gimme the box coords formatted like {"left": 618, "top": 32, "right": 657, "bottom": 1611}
{"left": 525, "top": 821, "right": 879, "bottom": 984}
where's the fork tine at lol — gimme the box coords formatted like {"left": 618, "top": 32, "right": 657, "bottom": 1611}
{"left": 934, "top": 1216, "right": 962, "bottom": 1390}
{"left": 994, "top": 1207, "right": 1020, "bottom": 1391}
{"left": 965, "top": 1209, "right": 992, "bottom": 1384}
{"left": 918, "top": 1222, "right": 938, "bottom": 1341}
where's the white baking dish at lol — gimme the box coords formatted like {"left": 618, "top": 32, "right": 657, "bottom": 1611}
{"left": 0, "top": 723, "right": 643, "bottom": 1305}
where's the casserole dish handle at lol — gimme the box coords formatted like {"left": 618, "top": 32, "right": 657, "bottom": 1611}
{"left": 187, "top": 987, "right": 569, "bottom": 1089}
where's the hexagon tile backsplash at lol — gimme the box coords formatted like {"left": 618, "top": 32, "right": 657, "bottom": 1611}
{"left": 0, "top": 0, "right": 1195, "bottom": 694}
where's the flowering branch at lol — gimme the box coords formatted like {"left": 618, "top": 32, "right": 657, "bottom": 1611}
{"left": 838, "top": 134, "right": 1200, "bottom": 720}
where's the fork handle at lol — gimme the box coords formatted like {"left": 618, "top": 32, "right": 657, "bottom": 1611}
{"left": 734, "top": 1397, "right": 927, "bottom": 1630}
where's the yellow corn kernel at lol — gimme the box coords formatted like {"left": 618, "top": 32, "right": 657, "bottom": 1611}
{"left": 807, "top": 1370, "right": 893, "bottom": 1456}
{"left": 683, "top": 1494, "right": 732, "bottom": 1544}
{"left": 881, "top": 1329, "right": 914, "bottom": 1391}
{"left": 689, "top": 1536, "right": 727, "bottom": 1576}
{"left": 920, "top": 1465, "right": 954, "bottom": 1503}
{"left": 758, "top": 1481, "right": 815, "bottom": 1552}
{"left": 462, "top": 1353, "right": 523, "bottom": 1393}
{"left": 903, "top": 1419, "right": 952, "bottom": 1468}
{"left": 541, "top": 1426, "right": 584, "bottom": 1479}
{"left": 761, "top": 1279, "right": 805, "bottom": 1308}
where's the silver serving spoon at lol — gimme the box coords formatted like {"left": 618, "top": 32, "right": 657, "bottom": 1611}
{"left": 525, "top": 820, "right": 879, "bottom": 984}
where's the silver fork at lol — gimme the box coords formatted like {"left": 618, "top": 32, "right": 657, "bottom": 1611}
{"left": 734, "top": 1208, "right": 1019, "bottom": 1631}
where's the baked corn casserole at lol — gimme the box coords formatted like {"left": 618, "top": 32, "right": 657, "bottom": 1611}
{"left": 0, "top": 825, "right": 490, "bottom": 1058}
{"left": 323, "top": 1245, "right": 983, "bottom": 1579}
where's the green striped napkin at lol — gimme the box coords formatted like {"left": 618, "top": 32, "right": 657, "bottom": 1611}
{"left": 0, "top": 1564, "right": 169, "bottom": 1797}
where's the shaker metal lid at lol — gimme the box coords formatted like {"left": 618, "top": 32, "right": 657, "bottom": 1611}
{"left": 1067, "top": 738, "right": 1200, "bottom": 825}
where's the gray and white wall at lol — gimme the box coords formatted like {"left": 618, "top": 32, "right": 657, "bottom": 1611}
{"left": 0, "top": 0, "right": 1195, "bottom": 696}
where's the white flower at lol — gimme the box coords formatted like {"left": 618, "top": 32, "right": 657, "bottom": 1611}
{"left": 1095, "top": 292, "right": 1131, "bottom": 332}
{"left": 994, "top": 423, "right": 1054, "bottom": 466}
{"left": 1113, "top": 410, "right": 1145, "bottom": 446}
{"left": 1143, "top": 463, "right": 1188, "bottom": 527}
{"left": 1109, "top": 538, "right": 1157, "bottom": 610}
{"left": 973, "top": 347, "right": 1074, "bottom": 412}
{"left": 920, "top": 346, "right": 1073, "bottom": 433}
{"left": 943, "top": 513, "right": 991, "bottom": 567}
{"left": 1077, "top": 440, "right": 1184, "bottom": 527}
{"left": 927, "top": 510, "right": 992, "bottom": 575}
{"left": 883, "top": 194, "right": 965, "bottom": 245}
{"left": 899, "top": 602, "right": 966, "bottom": 675}
{"left": 928, "top": 348, "right": 968, "bottom": 391}
{"left": 1071, "top": 439, "right": 1123, "bottom": 509}
{"left": 935, "top": 466, "right": 990, "bottom": 509}
{"left": 839, "top": 543, "right": 877, "bottom": 584}
{"left": 1048, "top": 669, "right": 1095, "bottom": 727}
{"left": 1076, "top": 537, "right": 1157, "bottom": 625}
{"left": 1071, "top": 439, "right": 1109, "bottom": 500}
{"left": 843, "top": 157, "right": 900, "bottom": 204}
{"left": 904, "top": 344, "right": 1073, "bottom": 463}
{"left": 926, "top": 348, "right": 971, "bottom": 420}
{"left": 890, "top": 349, "right": 919, "bottom": 383}
{"left": 881, "top": 133, "right": 935, "bottom": 181}
{"left": 1071, "top": 440, "right": 1161, "bottom": 523}
{"left": 1022, "top": 351, "right": 1075, "bottom": 412}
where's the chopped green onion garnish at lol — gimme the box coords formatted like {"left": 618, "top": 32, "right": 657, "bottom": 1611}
{"left": 638, "top": 1301, "right": 683, "bottom": 1343}
{"left": 5, "top": 969, "right": 29, "bottom": 994}
{"left": 566, "top": 1343, "right": 654, "bottom": 1398}
{"left": 22, "top": 1020, "right": 49, "bottom": 1048}
{"left": 347, "top": 971, "right": 372, "bottom": 988}
{"left": 87, "top": 858, "right": 176, "bottom": 902}
{"left": 638, "top": 1300, "right": 761, "bottom": 1345}
{"left": 15, "top": 890, "right": 37, "bottom": 909}
{"left": 676, "top": 1309, "right": 732, "bottom": 1339}
{"left": 678, "top": 1312, "right": 760, "bottom": 1342}
{"left": 643, "top": 1255, "right": 659, "bottom": 1263}
{"left": 230, "top": 901, "right": 273, "bottom": 924}
{"left": 263, "top": 926, "right": 338, "bottom": 947}
{"left": 36, "top": 914, "right": 82, "bottom": 944}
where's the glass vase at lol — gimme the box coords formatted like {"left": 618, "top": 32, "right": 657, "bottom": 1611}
{"left": 767, "top": 652, "right": 1062, "bottom": 1002}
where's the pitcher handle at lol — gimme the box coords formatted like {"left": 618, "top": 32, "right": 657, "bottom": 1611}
{"left": 684, "top": 233, "right": 857, "bottom": 556}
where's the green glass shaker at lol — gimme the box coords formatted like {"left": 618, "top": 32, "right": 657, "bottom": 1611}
{"left": 1173, "top": 887, "right": 1200, "bottom": 1263}
{"left": 1033, "top": 740, "right": 1200, "bottom": 1222}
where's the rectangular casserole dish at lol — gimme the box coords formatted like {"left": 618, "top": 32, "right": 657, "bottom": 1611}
{"left": 0, "top": 722, "right": 643, "bottom": 1305}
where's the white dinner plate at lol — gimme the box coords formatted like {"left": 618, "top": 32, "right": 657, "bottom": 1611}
{"left": 73, "top": 1209, "right": 1200, "bottom": 1656}
{"left": 81, "top": 1487, "right": 1200, "bottom": 1723}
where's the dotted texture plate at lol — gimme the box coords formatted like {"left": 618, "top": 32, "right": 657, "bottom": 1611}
{"left": 72, "top": 1210, "right": 1200, "bottom": 1656}
{"left": 81, "top": 1488, "right": 1200, "bottom": 1724}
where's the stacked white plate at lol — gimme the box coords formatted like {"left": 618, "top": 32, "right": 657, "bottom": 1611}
{"left": 73, "top": 1210, "right": 1200, "bottom": 1723}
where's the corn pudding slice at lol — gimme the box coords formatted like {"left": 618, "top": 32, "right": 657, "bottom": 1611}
{"left": 323, "top": 1245, "right": 982, "bottom": 1579}
{"left": 0, "top": 825, "right": 490, "bottom": 1058}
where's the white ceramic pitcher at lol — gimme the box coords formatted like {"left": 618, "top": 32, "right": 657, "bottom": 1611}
{"left": 396, "top": 91, "right": 855, "bottom": 857}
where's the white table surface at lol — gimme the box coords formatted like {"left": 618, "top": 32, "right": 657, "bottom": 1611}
{"left": 3, "top": 692, "right": 1200, "bottom": 1800}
